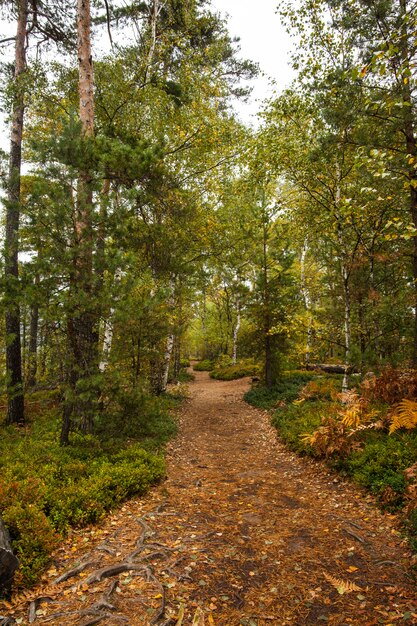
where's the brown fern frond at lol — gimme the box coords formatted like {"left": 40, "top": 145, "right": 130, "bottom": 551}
{"left": 389, "top": 399, "right": 417, "bottom": 434}
{"left": 347, "top": 420, "right": 384, "bottom": 437}
{"left": 323, "top": 572, "right": 361, "bottom": 594}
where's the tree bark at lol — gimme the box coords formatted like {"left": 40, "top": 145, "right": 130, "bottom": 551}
{"left": 61, "top": 0, "right": 97, "bottom": 443}
{"left": 0, "top": 517, "right": 19, "bottom": 596}
{"left": 4, "top": 0, "right": 28, "bottom": 426}
{"left": 232, "top": 297, "right": 241, "bottom": 365}
{"left": 27, "top": 299, "right": 39, "bottom": 388}
{"left": 398, "top": 0, "right": 417, "bottom": 366}
{"left": 300, "top": 239, "right": 313, "bottom": 366}
{"left": 161, "top": 333, "right": 175, "bottom": 392}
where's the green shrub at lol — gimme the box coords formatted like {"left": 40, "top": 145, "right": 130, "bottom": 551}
{"left": 3, "top": 505, "right": 58, "bottom": 588}
{"left": 210, "top": 361, "right": 260, "bottom": 381}
{"left": 244, "top": 371, "right": 315, "bottom": 409}
{"left": 96, "top": 386, "right": 177, "bottom": 448}
{"left": 193, "top": 359, "right": 214, "bottom": 371}
{"left": 180, "top": 358, "right": 191, "bottom": 368}
{"left": 271, "top": 401, "right": 328, "bottom": 454}
{"left": 332, "top": 432, "right": 417, "bottom": 508}
{"left": 0, "top": 389, "right": 172, "bottom": 589}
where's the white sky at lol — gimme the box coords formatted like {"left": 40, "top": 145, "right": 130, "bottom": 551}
{"left": 211, "top": 0, "right": 296, "bottom": 124}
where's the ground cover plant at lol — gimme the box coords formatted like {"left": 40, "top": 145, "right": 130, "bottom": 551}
{"left": 192, "top": 360, "right": 215, "bottom": 372}
{"left": 209, "top": 359, "right": 260, "bottom": 381}
{"left": 246, "top": 369, "right": 417, "bottom": 549}
{"left": 0, "top": 389, "right": 176, "bottom": 588}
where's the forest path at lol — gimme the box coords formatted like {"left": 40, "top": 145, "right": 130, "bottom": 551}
{"left": 4, "top": 371, "right": 417, "bottom": 625}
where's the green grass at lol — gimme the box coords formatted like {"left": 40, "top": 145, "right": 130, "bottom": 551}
{"left": 0, "top": 388, "right": 175, "bottom": 589}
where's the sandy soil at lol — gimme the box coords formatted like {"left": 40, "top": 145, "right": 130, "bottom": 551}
{"left": 2, "top": 371, "right": 416, "bottom": 625}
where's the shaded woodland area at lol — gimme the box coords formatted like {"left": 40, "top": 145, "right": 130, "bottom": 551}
{"left": 1, "top": 0, "right": 417, "bottom": 599}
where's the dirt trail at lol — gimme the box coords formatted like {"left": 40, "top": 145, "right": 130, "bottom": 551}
{"left": 3, "top": 372, "right": 417, "bottom": 625}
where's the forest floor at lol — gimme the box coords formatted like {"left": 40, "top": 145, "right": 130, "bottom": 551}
{"left": 2, "top": 371, "right": 417, "bottom": 626}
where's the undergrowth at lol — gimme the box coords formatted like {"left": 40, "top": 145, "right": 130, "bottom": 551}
{"left": 244, "top": 371, "right": 317, "bottom": 409}
{"left": 210, "top": 359, "right": 260, "bottom": 381}
{"left": 245, "top": 369, "right": 417, "bottom": 550}
{"left": 0, "top": 387, "right": 176, "bottom": 589}
{"left": 193, "top": 359, "right": 214, "bottom": 371}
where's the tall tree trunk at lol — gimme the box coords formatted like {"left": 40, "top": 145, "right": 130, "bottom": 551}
{"left": 262, "top": 218, "right": 273, "bottom": 388}
{"left": 300, "top": 239, "right": 313, "bottom": 367}
{"left": 161, "top": 333, "right": 175, "bottom": 392}
{"left": 61, "top": 0, "right": 96, "bottom": 444}
{"left": 342, "top": 266, "right": 351, "bottom": 391}
{"left": 398, "top": 0, "right": 417, "bottom": 366}
{"left": 232, "top": 297, "right": 241, "bottom": 365}
{"left": 4, "top": 0, "right": 28, "bottom": 425}
{"left": 27, "top": 274, "right": 39, "bottom": 388}
{"left": 144, "top": 0, "right": 160, "bottom": 83}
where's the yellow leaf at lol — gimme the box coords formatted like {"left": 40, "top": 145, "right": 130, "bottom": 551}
{"left": 154, "top": 593, "right": 163, "bottom": 599}
{"left": 347, "top": 566, "right": 358, "bottom": 572}
{"left": 175, "top": 603, "right": 185, "bottom": 626}
{"left": 192, "top": 607, "right": 205, "bottom": 625}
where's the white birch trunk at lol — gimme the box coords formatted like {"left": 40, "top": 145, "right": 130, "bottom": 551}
{"left": 144, "top": 0, "right": 162, "bottom": 83}
{"left": 161, "top": 333, "right": 175, "bottom": 392}
{"left": 335, "top": 153, "right": 351, "bottom": 392}
{"left": 99, "top": 269, "right": 122, "bottom": 372}
{"left": 300, "top": 239, "right": 313, "bottom": 366}
{"left": 232, "top": 298, "right": 241, "bottom": 365}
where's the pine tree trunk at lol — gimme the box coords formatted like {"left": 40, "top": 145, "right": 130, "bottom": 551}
{"left": 4, "top": 0, "right": 27, "bottom": 426}
{"left": 61, "top": 0, "right": 97, "bottom": 443}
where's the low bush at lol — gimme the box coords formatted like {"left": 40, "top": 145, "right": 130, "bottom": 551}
{"left": 0, "top": 389, "right": 171, "bottom": 589}
{"left": 244, "top": 371, "right": 315, "bottom": 409}
{"left": 193, "top": 360, "right": 214, "bottom": 371}
{"left": 210, "top": 361, "right": 260, "bottom": 381}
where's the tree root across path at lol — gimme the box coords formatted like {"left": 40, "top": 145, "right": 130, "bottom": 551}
{"left": 1, "top": 371, "right": 417, "bottom": 625}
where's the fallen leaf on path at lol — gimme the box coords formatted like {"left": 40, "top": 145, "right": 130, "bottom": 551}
{"left": 324, "top": 572, "right": 362, "bottom": 594}
{"left": 192, "top": 606, "right": 205, "bottom": 625}
{"left": 175, "top": 602, "right": 185, "bottom": 625}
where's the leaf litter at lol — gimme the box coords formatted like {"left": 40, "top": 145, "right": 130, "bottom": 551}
{"left": 1, "top": 371, "right": 416, "bottom": 625}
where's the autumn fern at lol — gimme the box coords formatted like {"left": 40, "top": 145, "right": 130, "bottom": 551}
{"left": 389, "top": 399, "right": 417, "bottom": 434}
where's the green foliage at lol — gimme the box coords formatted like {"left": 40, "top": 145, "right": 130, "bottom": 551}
{"left": 193, "top": 359, "right": 214, "bottom": 371}
{"left": 332, "top": 432, "right": 417, "bottom": 509}
{"left": 0, "top": 391, "right": 168, "bottom": 588}
{"left": 210, "top": 360, "right": 260, "bottom": 380}
{"left": 96, "top": 384, "right": 177, "bottom": 447}
{"left": 244, "top": 371, "right": 315, "bottom": 409}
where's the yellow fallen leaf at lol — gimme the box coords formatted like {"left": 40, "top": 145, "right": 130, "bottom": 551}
{"left": 347, "top": 566, "right": 358, "bottom": 572}
{"left": 154, "top": 593, "right": 163, "bottom": 599}
{"left": 175, "top": 603, "right": 185, "bottom": 626}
